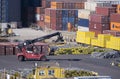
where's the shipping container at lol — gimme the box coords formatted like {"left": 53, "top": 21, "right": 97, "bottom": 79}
{"left": 37, "top": 21, "right": 45, "bottom": 29}
{"left": 45, "top": 8, "right": 51, "bottom": 16}
{"left": 78, "top": 26, "right": 89, "bottom": 31}
{"left": 50, "top": 9, "right": 62, "bottom": 18}
{"left": 51, "top": 2, "right": 63, "bottom": 9}
{"left": 78, "top": 9, "right": 95, "bottom": 19}
{"left": 78, "top": 18, "right": 89, "bottom": 27}
{"left": 89, "top": 28, "right": 103, "bottom": 37}
{"left": 68, "top": 17, "right": 74, "bottom": 24}
{"left": 96, "top": 6, "right": 116, "bottom": 16}
{"left": 85, "top": 1, "right": 111, "bottom": 11}
{"left": 42, "top": 0, "right": 51, "bottom": 8}
{"left": 106, "top": 36, "right": 120, "bottom": 50}
{"left": 89, "top": 22, "right": 110, "bottom": 30}
{"left": 117, "top": 4, "right": 120, "bottom": 13}
{"left": 45, "top": 15, "right": 50, "bottom": 23}
{"left": 62, "top": 10, "right": 68, "bottom": 17}
{"left": 45, "top": 22, "right": 51, "bottom": 28}
{"left": 110, "top": 13, "right": 120, "bottom": 22}
{"left": 110, "top": 22, "right": 120, "bottom": 31}
{"left": 103, "top": 30, "right": 120, "bottom": 37}
{"left": 35, "top": 7, "right": 45, "bottom": 14}
{"left": 89, "top": 14, "right": 110, "bottom": 23}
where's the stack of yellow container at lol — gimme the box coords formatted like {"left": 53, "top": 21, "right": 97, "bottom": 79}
{"left": 106, "top": 37, "right": 120, "bottom": 50}
{"left": 91, "top": 34, "right": 112, "bottom": 47}
{"left": 76, "top": 31, "right": 95, "bottom": 44}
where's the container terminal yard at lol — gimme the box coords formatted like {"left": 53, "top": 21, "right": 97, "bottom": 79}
{"left": 0, "top": 0, "right": 120, "bottom": 79}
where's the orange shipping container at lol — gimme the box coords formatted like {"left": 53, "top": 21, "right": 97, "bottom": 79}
{"left": 51, "top": 2, "right": 63, "bottom": 9}
{"left": 110, "top": 22, "right": 120, "bottom": 31}
{"left": 117, "top": 4, "right": 120, "bottom": 14}
{"left": 45, "top": 16, "right": 50, "bottom": 23}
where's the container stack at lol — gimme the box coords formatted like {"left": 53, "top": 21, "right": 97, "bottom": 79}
{"left": 44, "top": 8, "right": 78, "bottom": 30}
{"left": 103, "top": 4, "right": 120, "bottom": 36}
{"left": 89, "top": 6, "right": 116, "bottom": 36}
{"left": 35, "top": 7, "right": 45, "bottom": 29}
{"left": 44, "top": 0, "right": 86, "bottom": 31}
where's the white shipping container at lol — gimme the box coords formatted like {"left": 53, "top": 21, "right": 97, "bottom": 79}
{"left": 78, "top": 9, "right": 95, "bottom": 19}
{"left": 78, "top": 26, "right": 89, "bottom": 31}
{"left": 85, "top": 2, "right": 111, "bottom": 11}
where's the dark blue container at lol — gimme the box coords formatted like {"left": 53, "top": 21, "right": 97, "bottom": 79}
{"left": 62, "top": 17, "right": 68, "bottom": 23}
{"left": 78, "top": 18, "right": 89, "bottom": 27}
{"left": 62, "top": 22, "right": 67, "bottom": 30}
{"left": 75, "top": 10, "right": 78, "bottom": 17}
{"left": 62, "top": 10, "right": 68, "bottom": 17}
{"left": 68, "top": 17, "right": 74, "bottom": 24}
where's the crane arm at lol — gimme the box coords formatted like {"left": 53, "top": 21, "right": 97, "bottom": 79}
{"left": 17, "top": 32, "right": 64, "bottom": 49}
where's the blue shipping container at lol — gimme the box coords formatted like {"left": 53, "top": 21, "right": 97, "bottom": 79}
{"left": 62, "top": 23, "right": 67, "bottom": 30}
{"left": 62, "top": 17, "right": 68, "bottom": 23}
{"left": 68, "top": 17, "right": 74, "bottom": 24}
{"left": 62, "top": 10, "right": 68, "bottom": 17}
{"left": 75, "top": 10, "right": 78, "bottom": 17}
{"left": 78, "top": 18, "right": 89, "bottom": 27}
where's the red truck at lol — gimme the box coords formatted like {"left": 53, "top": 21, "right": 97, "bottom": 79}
{"left": 17, "top": 32, "right": 64, "bottom": 61}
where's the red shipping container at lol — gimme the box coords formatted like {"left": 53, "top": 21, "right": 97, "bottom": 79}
{"left": 37, "top": 21, "right": 45, "bottom": 29}
{"left": 110, "top": 13, "right": 120, "bottom": 22}
{"left": 42, "top": 0, "right": 51, "bottom": 8}
{"left": 50, "top": 9, "right": 62, "bottom": 18}
{"left": 45, "top": 22, "right": 51, "bottom": 28}
{"left": 96, "top": 7, "right": 116, "bottom": 16}
{"left": 103, "top": 30, "right": 120, "bottom": 37}
{"left": 89, "top": 14, "right": 109, "bottom": 23}
{"left": 35, "top": 7, "right": 45, "bottom": 14}
{"left": 45, "top": 8, "right": 51, "bottom": 16}
{"left": 6, "top": 46, "right": 14, "bottom": 55}
{"left": 51, "top": 23, "right": 62, "bottom": 30}
{"left": 89, "top": 22, "right": 110, "bottom": 30}
{"left": 89, "top": 28, "right": 103, "bottom": 37}
{"left": 0, "top": 45, "right": 5, "bottom": 55}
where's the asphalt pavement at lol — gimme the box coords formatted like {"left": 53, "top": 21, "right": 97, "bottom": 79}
{"left": 0, "top": 55, "right": 120, "bottom": 79}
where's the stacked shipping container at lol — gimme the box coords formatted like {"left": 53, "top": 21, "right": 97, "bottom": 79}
{"left": 103, "top": 5, "right": 120, "bottom": 36}
{"left": 89, "top": 6, "right": 116, "bottom": 36}
{"left": 44, "top": 8, "right": 78, "bottom": 30}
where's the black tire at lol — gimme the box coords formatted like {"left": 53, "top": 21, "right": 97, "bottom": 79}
{"left": 18, "top": 56, "right": 25, "bottom": 61}
{"left": 40, "top": 56, "right": 47, "bottom": 61}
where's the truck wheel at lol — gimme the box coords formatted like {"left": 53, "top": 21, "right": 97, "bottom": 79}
{"left": 18, "top": 56, "right": 25, "bottom": 61}
{"left": 40, "top": 56, "right": 47, "bottom": 61}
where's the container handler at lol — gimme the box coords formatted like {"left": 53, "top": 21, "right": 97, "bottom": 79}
{"left": 17, "top": 32, "right": 64, "bottom": 61}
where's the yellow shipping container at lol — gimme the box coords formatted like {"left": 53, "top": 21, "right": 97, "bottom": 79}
{"left": 97, "top": 40, "right": 106, "bottom": 47}
{"left": 76, "top": 31, "right": 95, "bottom": 38}
{"left": 106, "top": 36, "right": 120, "bottom": 50}
{"left": 51, "top": 2, "right": 63, "bottom": 9}
{"left": 85, "top": 37, "right": 91, "bottom": 44}
{"left": 91, "top": 38, "right": 98, "bottom": 46}
{"left": 98, "top": 34, "right": 112, "bottom": 41}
